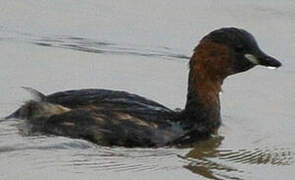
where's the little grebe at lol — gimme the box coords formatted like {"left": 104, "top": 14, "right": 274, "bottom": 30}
{"left": 7, "top": 27, "right": 282, "bottom": 147}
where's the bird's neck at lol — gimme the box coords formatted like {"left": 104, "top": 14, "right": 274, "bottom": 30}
{"left": 183, "top": 69, "right": 222, "bottom": 125}
{"left": 181, "top": 48, "right": 226, "bottom": 134}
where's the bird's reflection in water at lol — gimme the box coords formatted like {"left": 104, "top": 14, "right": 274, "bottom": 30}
{"left": 181, "top": 136, "right": 241, "bottom": 180}
{"left": 182, "top": 136, "right": 294, "bottom": 180}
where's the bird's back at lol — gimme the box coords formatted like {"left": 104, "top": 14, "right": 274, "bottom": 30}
{"left": 9, "top": 89, "right": 182, "bottom": 147}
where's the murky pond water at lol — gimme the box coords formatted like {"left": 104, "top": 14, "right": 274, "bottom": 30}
{"left": 1, "top": 0, "right": 295, "bottom": 179}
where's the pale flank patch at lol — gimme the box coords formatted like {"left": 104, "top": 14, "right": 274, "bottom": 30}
{"left": 244, "top": 54, "right": 259, "bottom": 65}
{"left": 16, "top": 101, "right": 71, "bottom": 119}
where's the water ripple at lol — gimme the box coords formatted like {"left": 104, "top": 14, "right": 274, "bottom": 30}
{"left": 183, "top": 137, "right": 294, "bottom": 180}
{"left": 65, "top": 147, "right": 187, "bottom": 172}
{"left": 0, "top": 31, "right": 190, "bottom": 61}
{"left": 32, "top": 35, "right": 190, "bottom": 61}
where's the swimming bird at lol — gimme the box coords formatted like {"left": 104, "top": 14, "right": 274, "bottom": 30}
{"left": 6, "top": 27, "right": 282, "bottom": 147}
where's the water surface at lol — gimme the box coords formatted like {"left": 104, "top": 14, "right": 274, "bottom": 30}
{"left": 1, "top": 0, "right": 295, "bottom": 179}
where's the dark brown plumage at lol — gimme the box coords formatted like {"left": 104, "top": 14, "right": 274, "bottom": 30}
{"left": 6, "top": 27, "right": 282, "bottom": 147}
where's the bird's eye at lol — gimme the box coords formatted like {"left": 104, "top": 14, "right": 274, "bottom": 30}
{"left": 235, "top": 45, "right": 245, "bottom": 53}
